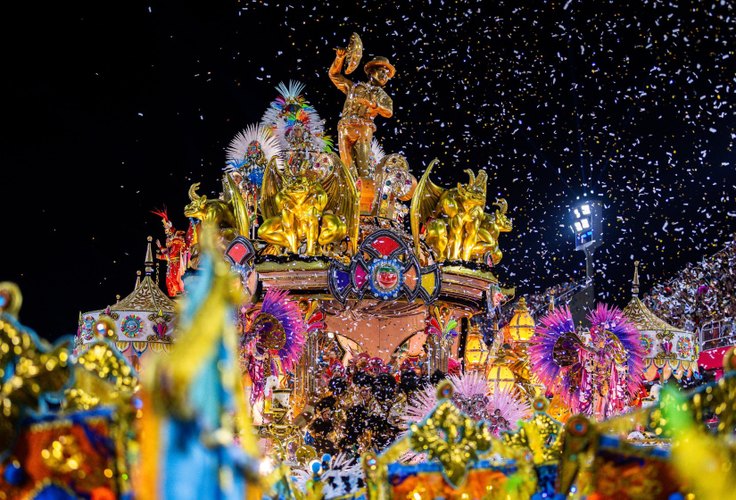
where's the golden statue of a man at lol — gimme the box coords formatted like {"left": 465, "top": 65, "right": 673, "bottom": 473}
{"left": 329, "top": 45, "right": 395, "bottom": 178}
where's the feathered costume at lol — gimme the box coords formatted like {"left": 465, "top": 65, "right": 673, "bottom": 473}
{"left": 260, "top": 80, "right": 332, "bottom": 160}
{"left": 239, "top": 288, "right": 305, "bottom": 403}
{"left": 403, "top": 372, "right": 530, "bottom": 437}
{"left": 225, "top": 123, "right": 283, "bottom": 186}
{"left": 292, "top": 453, "right": 364, "bottom": 500}
{"left": 529, "top": 304, "right": 644, "bottom": 420}
{"left": 151, "top": 208, "right": 189, "bottom": 297}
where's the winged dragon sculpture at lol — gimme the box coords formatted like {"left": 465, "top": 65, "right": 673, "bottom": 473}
{"left": 410, "top": 160, "right": 510, "bottom": 263}
{"left": 258, "top": 153, "right": 359, "bottom": 256}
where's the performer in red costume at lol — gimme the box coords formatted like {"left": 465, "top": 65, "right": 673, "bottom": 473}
{"left": 152, "top": 209, "right": 189, "bottom": 297}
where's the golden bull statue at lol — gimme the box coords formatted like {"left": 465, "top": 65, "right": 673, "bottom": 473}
{"left": 184, "top": 177, "right": 250, "bottom": 245}
{"left": 470, "top": 198, "right": 513, "bottom": 265}
{"left": 411, "top": 160, "right": 494, "bottom": 262}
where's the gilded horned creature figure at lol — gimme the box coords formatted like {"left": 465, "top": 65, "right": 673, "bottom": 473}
{"left": 410, "top": 159, "right": 490, "bottom": 262}
{"left": 184, "top": 177, "right": 250, "bottom": 248}
{"left": 258, "top": 154, "right": 359, "bottom": 256}
{"left": 470, "top": 198, "right": 513, "bottom": 265}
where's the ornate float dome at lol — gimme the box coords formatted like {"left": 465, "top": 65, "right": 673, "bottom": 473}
{"left": 623, "top": 261, "right": 698, "bottom": 381}
{"left": 76, "top": 237, "right": 176, "bottom": 371}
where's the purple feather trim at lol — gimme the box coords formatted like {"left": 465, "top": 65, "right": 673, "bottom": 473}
{"left": 587, "top": 303, "right": 645, "bottom": 398}
{"left": 258, "top": 288, "right": 306, "bottom": 372}
{"left": 528, "top": 306, "right": 576, "bottom": 392}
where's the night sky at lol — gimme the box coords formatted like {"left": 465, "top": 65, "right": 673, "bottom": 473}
{"left": 3, "top": 1, "right": 734, "bottom": 341}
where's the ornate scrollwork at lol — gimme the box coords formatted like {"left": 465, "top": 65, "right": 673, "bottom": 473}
{"left": 408, "top": 383, "right": 493, "bottom": 487}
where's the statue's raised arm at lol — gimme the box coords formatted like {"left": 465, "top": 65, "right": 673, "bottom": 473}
{"left": 329, "top": 47, "right": 352, "bottom": 95}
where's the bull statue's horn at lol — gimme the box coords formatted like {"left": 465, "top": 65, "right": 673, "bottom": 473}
{"left": 494, "top": 198, "right": 508, "bottom": 214}
{"left": 188, "top": 182, "right": 201, "bottom": 201}
{"left": 476, "top": 170, "right": 488, "bottom": 188}
{"left": 464, "top": 169, "right": 475, "bottom": 185}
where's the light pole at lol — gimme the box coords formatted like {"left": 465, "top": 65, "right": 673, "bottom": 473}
{"left": 570, "top": 200, "right": 603, "bottom": 284}
{"left": 568, "top": 200, "right": 603, "bottom": 326}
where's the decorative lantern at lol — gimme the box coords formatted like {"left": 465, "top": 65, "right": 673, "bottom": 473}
{"left": 506, "top": 297, "right": 535, "bottom": 342}
{"left": 464, "top": 324, "right": 490, "bottom": 371}
{"left": 486, "top": 364, "right": 516, "bottom": 393}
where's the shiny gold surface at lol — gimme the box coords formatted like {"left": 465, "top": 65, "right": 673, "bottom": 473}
{"left": 184, "top": 180, "right": 249, "bottom": 247}
{"left": 502, "top": 397, "right": 564, "bottom": 465}
{"left": 464, "top": 325, "right": 489, "bottom": 371}
{"left": 0, "top": 282, "right": 23, "bottom": 319}
{"left": 409, "top": 399, "right": 493, "bottom": 487}
{"left": 372, "top": 154, "right": 417, "bottom": 218}
{"left": 0, "top": 305, "right": 72, "bottom": 447}
{"left": 330, "top": 33, "right": 394, "bottom": 179}
{"left": 472, "top": 199, "right": 513, "bottom": 265}
{"left": 623, "top": 296, "right": 680, "bottom": 331}
{"left": 411, "top": 162, "right": 498, "bottom": 262}
{"left": 259, "top": 153, "right": 359, "bottom": 256}
{"left": 491, "top": 341, "right": 540, "bottom": 401}
{"left": 111, "top": 274, "right": 175, "bottom": 313}
{"left": 505, "top": 297, "right": 535, "bottom": 342}
{"left": 66, "top": 340, "right": 138, "bottom": 411}
{"left": 343, "top": 32, "right": 363, "bottom": 75}
{"left": 364, "top": 383, "right": 501, "bottom": 498}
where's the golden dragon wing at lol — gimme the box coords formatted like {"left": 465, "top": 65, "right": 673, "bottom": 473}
{"left": 259, "top": 156, "right": 283, "bottom": 221}
{"left": 224, "top": 174, "right": 250, "bottom": 238}
{"left": 410, "top": 158, "right": 445, "bottom": 257}
{"left": 477, "top": 169, "right": 489, "bottom": 202}
{"left": 322, "top": 152, "right": 360, "bottom": 254}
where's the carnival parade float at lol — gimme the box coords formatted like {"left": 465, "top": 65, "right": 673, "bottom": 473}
{"left": 1, "top": 33, "right": 734, "bottom": 500}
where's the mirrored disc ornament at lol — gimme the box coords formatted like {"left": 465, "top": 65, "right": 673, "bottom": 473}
{"left": 344, "top": 32, "right": 363, "bottom": 75}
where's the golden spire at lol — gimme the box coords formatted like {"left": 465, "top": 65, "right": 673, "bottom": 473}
{"left": 632, "top": 260, "right": 640, "bottom": 298}
{"left": 112, "top": 238, "right": 176, "bottom": 314}
{"left": 144, "top": 235, "right": 155, "bottom": 277}
{"left": 548, "top": 290, "right": 556, "bottom": 312}
{"left": 623, "top": 260, "right": 680, "bottom": 331}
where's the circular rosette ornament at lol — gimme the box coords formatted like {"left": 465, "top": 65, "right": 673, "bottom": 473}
{"left": 120, "top": 314, "right": 144, "bottom": 339}
{"left": 677, "top": 336, "right": 693, "bottom": 358}
{"left": 641, "top": 335, "right": 653, "bottom": 357}
{"left": 369, "top": 258, "right": 403, "bottom": 299}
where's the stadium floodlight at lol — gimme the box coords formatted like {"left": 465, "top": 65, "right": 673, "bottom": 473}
{"left": 570, "top": 199, "right": 603, "bottom": 283}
